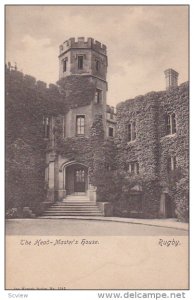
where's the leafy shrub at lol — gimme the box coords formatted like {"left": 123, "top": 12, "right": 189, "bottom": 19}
{"left": 6, "top": 208, "right": 18, "bottom": 219}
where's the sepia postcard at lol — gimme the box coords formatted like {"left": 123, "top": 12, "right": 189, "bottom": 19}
{"left": 5, "top": 5, "right": 189, "bottom": 291}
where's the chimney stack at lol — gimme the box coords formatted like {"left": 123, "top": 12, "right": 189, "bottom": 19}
{"left": 164, "top": 68, "right": 179, "bottom": 90}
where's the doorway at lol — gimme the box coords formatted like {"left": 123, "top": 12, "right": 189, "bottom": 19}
{"left": 165, "top": 194, "right": 173, "bottom": 218}
{"left": 65, "top": 163, "right": 88, "bottom": 195}
{"left": 74, "top": 168, "right": 86, "bottom": 192}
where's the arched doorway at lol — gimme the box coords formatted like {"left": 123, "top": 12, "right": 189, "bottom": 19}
{"left": 65, "top": 163, "right": 88, "bottom": 195}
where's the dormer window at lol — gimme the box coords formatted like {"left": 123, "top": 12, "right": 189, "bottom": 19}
{"left": 128, "top": 121, "right": 136, "bottom": 142}
{"left": 95, "top": 89, "right": 102, "bottom": 104}
{"left": 165, "top": 113, "right": 176, "bottom": 135}
{"left": 78, "top": 56, "right": 84, "bottom": 70}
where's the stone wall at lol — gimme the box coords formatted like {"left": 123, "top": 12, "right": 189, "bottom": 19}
{"left": 59, "top": 37, "right": 107, "bottom": 80}
{"left": 5, "top": 67, "right": 68, "bottom": 213}
{"left": 158, "top": 82, "right": 189, "bottom": 220}
{"left": 116, "top": 82, "right": 189, "bottom": 218}
{"left": 6, "top": 65, "right": 189, "bottom": 220}
{"left": 57, "top": 75, "right": 96, "bottom": 109}
{"left": 158, "top": 82, "right": 189, "bottom": 185}
{"left": 53, "top": 112, "right": 117, "bottom": 202}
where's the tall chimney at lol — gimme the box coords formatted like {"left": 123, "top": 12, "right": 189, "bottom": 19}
{"left": 164, "top": 68, "right": 179, "bottom": 90}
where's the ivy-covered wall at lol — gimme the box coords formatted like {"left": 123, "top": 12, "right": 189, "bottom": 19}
{"left": 6, "top": 65, "right": 189, "bottom": 221}
{"left": 6, "top": 67, "right": 114, "bottom": 213}
{"left": 158, "top": 82, "right": 189, "bottom": 221}
{"left": 5, "top": 67, "right": 68, "bottom": 214}
{"left": 57, "top": 75, "right": 96, "bottom": 109}
{"left": 54, "top": 113, "right": 117, "bottom": 202}
{"left": 116, "top": 82, "right": 189, "bottom": 220}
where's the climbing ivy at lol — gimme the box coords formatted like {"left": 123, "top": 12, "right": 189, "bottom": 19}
{"left": 5, "top": 68, "right": 68, "bottom": 213}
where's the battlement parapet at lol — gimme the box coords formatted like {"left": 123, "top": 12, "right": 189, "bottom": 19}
{"left": 6, "top": 67, "right": 24, "bottom": 82}
{"left": 23, "top": 74, "right": 36, "bottom": 87}
{"left": 59, "top": 37, "right": 107, "bottom": 56}
{"left": 37, "top": 80, "right": 47, "bottom": 90}
{"left": 6, "top": 65, "right": 48, "bottom": 90}
{"left": 48, "top": 83, "right": 59, "bottom": 91}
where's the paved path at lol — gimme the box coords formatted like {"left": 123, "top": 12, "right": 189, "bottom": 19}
{"left": 6, "top": 219, "right": 188, "bottom": 236}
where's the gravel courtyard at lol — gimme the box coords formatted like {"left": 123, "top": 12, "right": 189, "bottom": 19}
{"left": 6, "top": 218, "right": 188, "bottom": 236}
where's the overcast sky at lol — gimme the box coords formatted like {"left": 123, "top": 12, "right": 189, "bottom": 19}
{"left": 6, "top": 5, "right": 188, "bottom": 106}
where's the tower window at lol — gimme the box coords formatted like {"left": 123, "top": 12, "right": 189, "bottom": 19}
{"left": 76, "top": 115, "right": 85, "bottom": 135}
{"left": 96, "top": 60, "right": 100, "bottom": 71}
{"left": 129, "top": 162, "right": 139, "bottom": 174}
{"left": 165, "top": 113, "right": 176, "bottom": 135}
{"left": 128, "top": 121, "right": 136, "bottom": 142}
{"left": 78, "top": 56, "right": 84, "bottom": 70}
{"left": 108, "top": 127, "right": 114, "bottom": 137}
{"left": 63, "top": 59, "right": 67, "bottom": 72}
{"left": 95, "top": 89, "right": 102, "bottom": 103}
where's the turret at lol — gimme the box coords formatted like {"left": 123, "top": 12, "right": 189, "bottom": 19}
{"left": 58, "top": 37, "right": 107, "bottom": 81}
{"left": 164, "top": 68, "right": 179, "bottom": 90}
{"left": 58, "top": 37, "right": 108, "bottom": 138}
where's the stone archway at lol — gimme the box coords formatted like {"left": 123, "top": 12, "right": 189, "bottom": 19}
{"left": 57, "top": 161, "right": 96, "bottom": 202}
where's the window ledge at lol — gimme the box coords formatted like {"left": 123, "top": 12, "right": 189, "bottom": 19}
{"left": 160, "top": 133, "right": 177, "bottom": 141}
{"left": 107, "top": 118, "right": 117, "bottom": 123}
{"left": 127, "top": 172, "right": 139, "bottom": 175}
{"left": 127, "top": 140, "right": 136, "bottom": 145}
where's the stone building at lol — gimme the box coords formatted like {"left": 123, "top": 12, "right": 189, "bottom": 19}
{"left": 6, "top": 37, "right": 189, "bottom": 219}
{"left": 116, "top": 69, "right": 189, "bottom": 218}
{"left": 44, "top": 37, "right": 116, "bottom": 211}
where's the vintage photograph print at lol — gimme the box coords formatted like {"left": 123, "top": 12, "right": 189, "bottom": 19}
{"left": 5, "top": 5, "right": 189, "bottom": 290}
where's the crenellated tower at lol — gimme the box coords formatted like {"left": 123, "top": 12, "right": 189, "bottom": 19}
{"left": 42, "top": 37, "right": 111, "bottom": 204}
{"left": 58, "top": 37, "right": 108, "bottom": 137}
{"left": 59, "top": 37, "right": 107, "bottom": 80}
